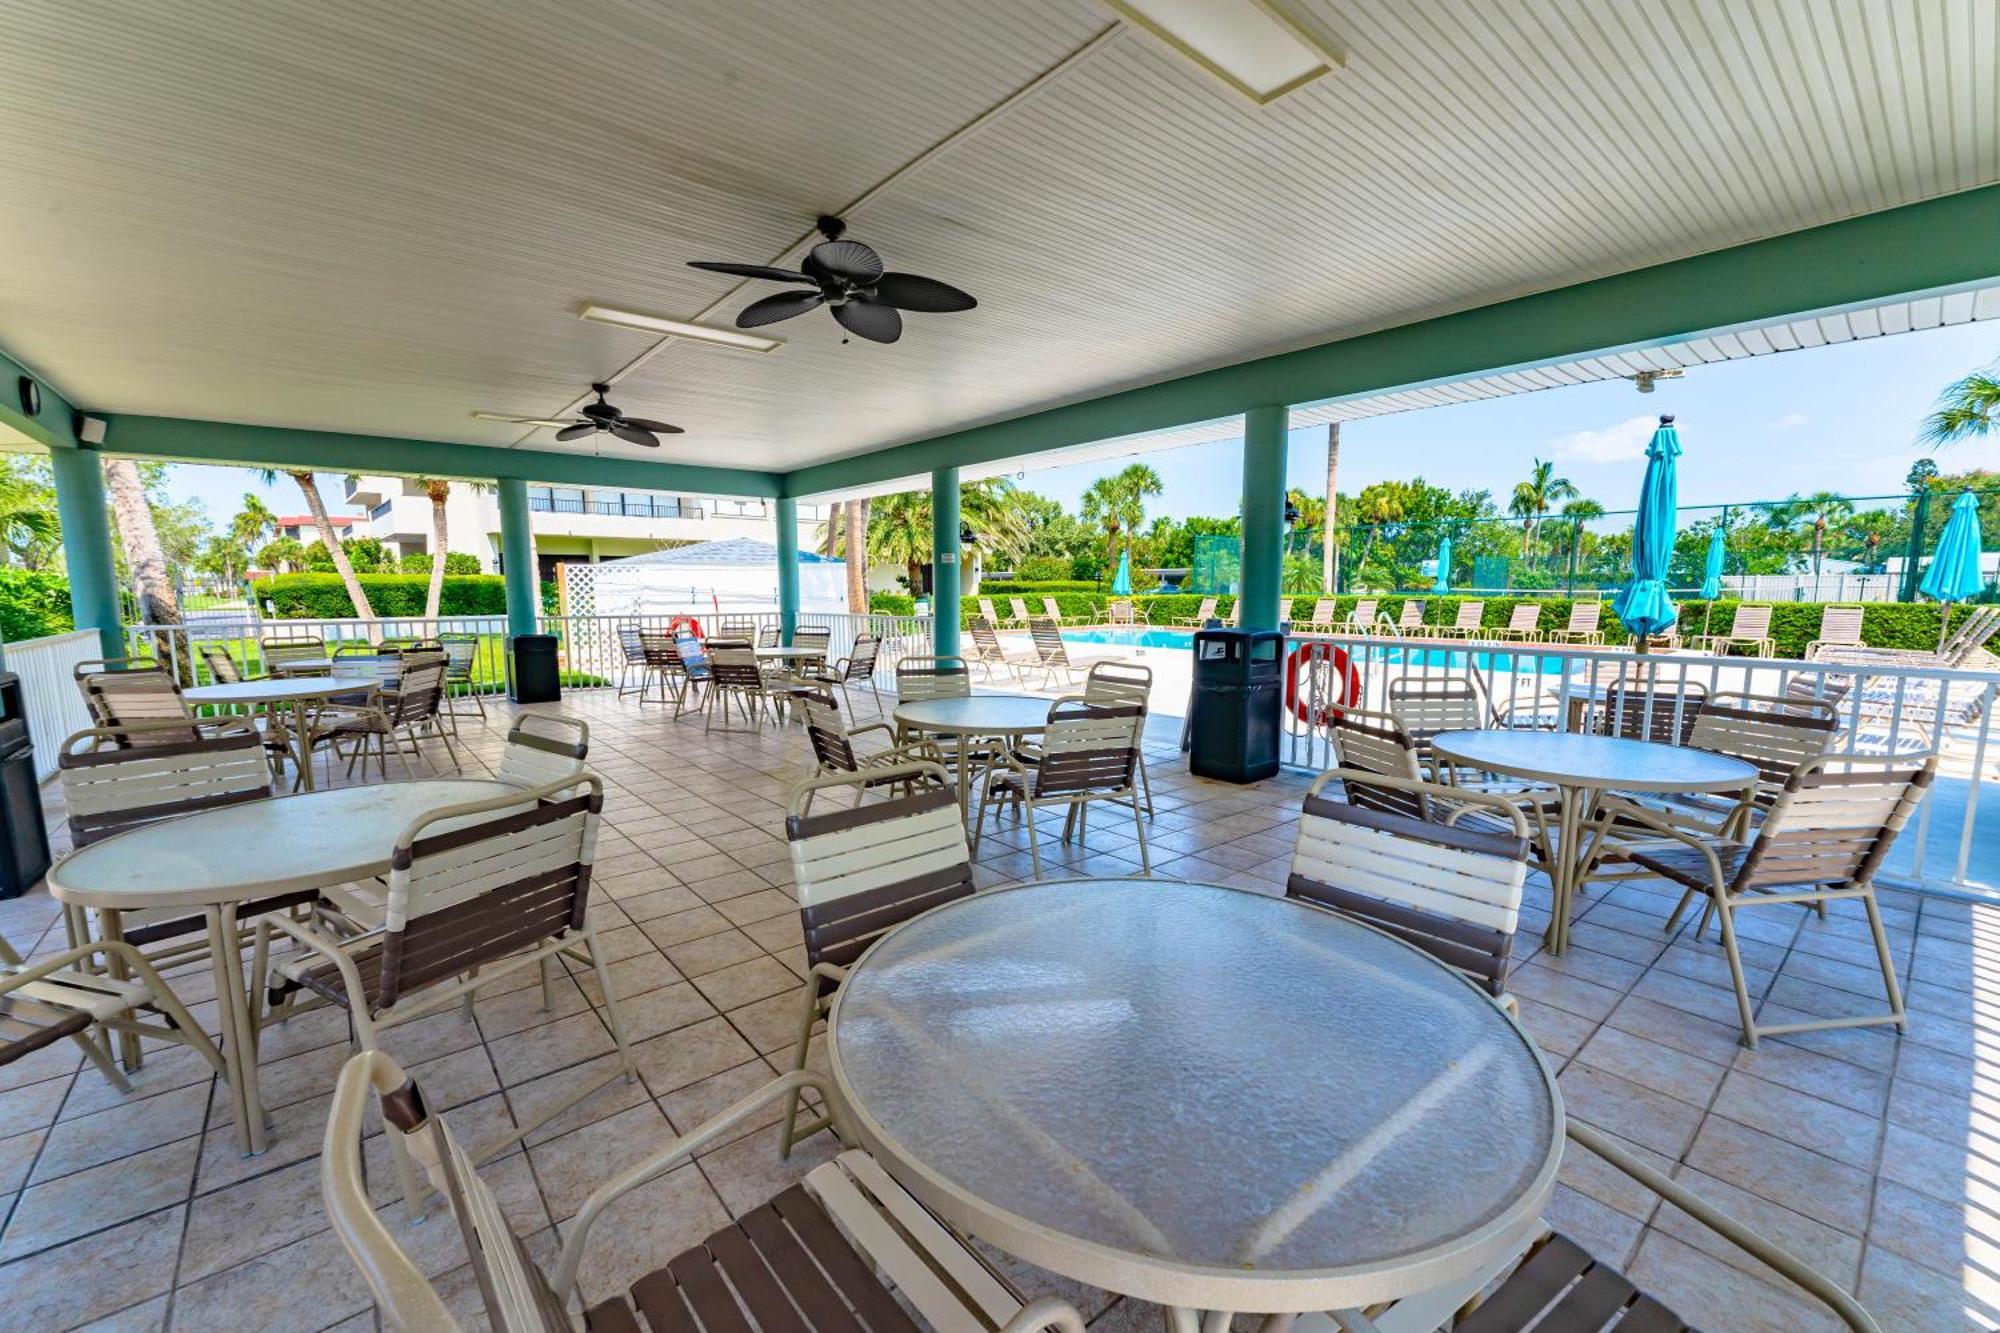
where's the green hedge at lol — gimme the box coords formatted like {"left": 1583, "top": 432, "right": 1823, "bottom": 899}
{"left": 866, "top": 590, "right": 1979, "bottom": 661}
{"left": 252, "top": 573, "right": 559, "bottom": 619}
{"left": 0, "top": 570, "right": 74, "bottom": 642}
{"left": 971, "top": 580, "right": 1116, "bottom": 595}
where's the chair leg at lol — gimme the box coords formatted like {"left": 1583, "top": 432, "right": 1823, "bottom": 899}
{"left": 1025, "top": 803, "right": 1043, "bottom": 881}
{"left": 540, "top": 955, "right": 557, "bottom": 1011}
{"left": 780, "top": 976, "right": 827, "bottom": 1159}
{"left": 1708, "top": 890, "right": 1761, "bottom": 1048}
{"left": 1136, "top": 751, "right": 1155, "bottom": 817}
{"left": 578, "top": 930, "right": 637, "bottom": 1081}
{"left": 1860, "top": 887, "right": 1909, "bottom": 1034}
{"left": 70, "top": 1027, "right": 133, "bottom": 1093}
{"left": 1131, "top": 790, "right": 1151, "bottom": 873}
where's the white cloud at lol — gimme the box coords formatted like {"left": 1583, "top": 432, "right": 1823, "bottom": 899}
{"left": 1548, "top": 415, "right": 1657, "bottom": 464}
{"left": 1771, "top": 411, "right": 1808, "bottom": 430}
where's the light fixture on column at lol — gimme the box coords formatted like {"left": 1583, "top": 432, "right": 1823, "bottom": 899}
{"left": 1106, "top": 0, "right": 1344, "bottom": 105}
{"left": 1628, "top": 369, "right": 1684, "bottom": 394}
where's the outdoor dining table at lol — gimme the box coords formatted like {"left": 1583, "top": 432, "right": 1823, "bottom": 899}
{"left": 754, "top": 645, "right": 827, "bottom": 662}
{"left": 828, "top": 878, "right": 1562, "bottom": 1326}
{"left": 184, "top": 675, "right": 374, "bottom": 791}
{"left": 889, "top": 692, "right": 1051, "bottom": 817}
{"left": 1429, "top": 729, "right": 1758, "bottom": 955}
{"left": 45, "top": 777, "right": 520, "bottom": 1155}
{"left": 267, "top": 656, "right": 337, "bottom": 676}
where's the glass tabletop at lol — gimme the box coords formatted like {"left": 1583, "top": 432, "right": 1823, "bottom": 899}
{"left": 829, "top": 879, "right": 1560, "bottom": 1308}
{"left": 1430, "top": 729, "right": 1758, "bottom": 792}
{"left": 891, "top": 693, "right": 1052, "bottom": 733}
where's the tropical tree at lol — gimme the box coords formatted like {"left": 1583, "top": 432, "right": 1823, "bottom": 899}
{"left": 229, "top": 492, "right": 275, "bottom": 553}
{"left": 844, "top": 498, "right": 869, "bottom": 613}
{"left": 1770, "top": 491, "right": 1855, "bottom": 574}
{"left": 197, "top": 534, "right": 250, "bottom": 587}
{"left": 1286, "top": 487, "right": 1325, "bottom": 561}
{"left": 102, "top": 458, "right": 184, "bottom": 670}
{"left": 1508, "top": 458, "right": 1578, "bottom": 559}
{"left": 414, "top": 477, "right": 452, "bottom": 619}
{"left": 257, "top": 468, "right": 374, "bottom": 622}
{"left": 864, "top": 481, "right": 1029, "bottom": 594}
{"left": 255, "top": 535, "right": 307, "bottom": 573}
{"left": 1323, "top": 421, "right": 1341, "bottom": 591}
{"left": 1920, "top": 360, "right": 2000, "bottom": 448}
{"left": 1079, "top": 463, "right": 1163, "bottom": 571}
{"left": 0, "top": 462, "right": 57, "bottom": 567}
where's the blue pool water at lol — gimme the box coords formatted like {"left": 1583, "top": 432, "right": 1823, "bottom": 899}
{"left": 1060, "top": 626, "right": 1568, "bottom": 674}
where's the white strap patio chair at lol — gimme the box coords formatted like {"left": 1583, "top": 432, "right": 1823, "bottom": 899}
{"left": 1545, "top": 600, "right": 1604, "bottom": 644}
{"left": 779, "top": 763, "right": 974, "bottom": 1154}
{"left": 1693, "top": 603, "right": 1775, "bottom": 657}
{"left": 1392, "top": 599, "right": 1425, "bottom": 633}
{"left": 1172, "top": 595, "right": 1218, "bottom": 627}
{"left": 321, "top": 1049, "right": 1090, "bottom": 1333}
{"left": 1342, "top": 598, "right": 1378, "bottom": 633}
{"left": 973, "top": 697, "right": 1148, "bottom": 878}
{"left": 1805, "top": 605, "right": 1867, "bottom": 659}
{"left": 497, "top": 713, "right": 589, "bottom": 787}
{"left": 1438, "top": 600, "right": 1485, "bottom": 638}
{"left": 1497, "top": 603, "right": 1543, "bottom": 640}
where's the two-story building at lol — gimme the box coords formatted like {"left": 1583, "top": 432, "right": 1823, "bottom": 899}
{"left": 341, "top": 476, "right": 829, "bottom": 580}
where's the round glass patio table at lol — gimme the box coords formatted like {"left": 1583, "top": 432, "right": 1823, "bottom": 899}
{"left": 1429, "top": 730, "right": 1757, "bottom": 955}
{"left": 828, "top": 879, "right": 1562, "bottom": 1317}
{"left": 890, "top": 693, "right": 1051, "bottom": 816}
{"left": 47, "top": 778, "right": 519, "bottom": 1157}
{"left": 185, "top": 676, "right": 377, "bottom": 791}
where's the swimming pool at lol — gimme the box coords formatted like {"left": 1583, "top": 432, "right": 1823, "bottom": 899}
{"left": 1060, "top": 626, "right": 1568, "bottom": 674}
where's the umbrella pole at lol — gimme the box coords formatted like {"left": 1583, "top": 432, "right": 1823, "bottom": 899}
{"left": 1939, "top": 600, "right": 1953, "bottom": 653}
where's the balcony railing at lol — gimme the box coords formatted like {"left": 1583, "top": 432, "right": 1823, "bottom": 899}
{"left": 528, "top": 497, "right": 701, "bottom": 519}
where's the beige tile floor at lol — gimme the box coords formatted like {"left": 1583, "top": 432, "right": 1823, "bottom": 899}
{"left": 0, "top": 689, "right": 1995, "bottom": 1331}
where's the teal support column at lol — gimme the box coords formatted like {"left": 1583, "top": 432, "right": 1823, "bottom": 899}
{"left": 50, "top": 447, "right": 124, "bottom": 657}
{"left": 1239, "top": 406, "right": 1288, "bottom": 631}
{"left": 931, "top": 467, "right": 961, "bottom": 657}
{"left": 496, "top": 478, "right": 539, "bottom": 637}
{"left": 775, "top": 496, "right": 800, "bottom": 643}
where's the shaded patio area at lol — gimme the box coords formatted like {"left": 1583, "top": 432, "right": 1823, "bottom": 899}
{"left": 0, "top": 694, "right": 1993, "bottom": 1331}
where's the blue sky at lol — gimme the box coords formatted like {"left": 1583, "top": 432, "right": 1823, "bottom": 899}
{"left": 164, "top": 318, "right": 2000, "bottom": 526}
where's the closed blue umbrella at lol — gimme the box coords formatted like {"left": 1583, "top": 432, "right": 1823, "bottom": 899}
{"left": 1432, "top": 535, "right": 1452, "bottom": 594}
{"left": 1611, "top": 416, "right": 1683, "bottom": 649}
{"left": 1699, "top": 528, "right": 1726, "bottom": 601}
{"left": 1921, "top": 491, "right": 1986, "bottom": 649}
{"left": 1111, "top": 548, "right": 1133, "bottom": 597}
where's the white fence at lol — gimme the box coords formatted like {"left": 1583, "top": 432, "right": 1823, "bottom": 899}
{"left": 6, "top": 630, "right": 104, "bottom": 780}
{"left": 120, "top": 610, "right": 934, "bottom": 694}
{"left": 1282, "top": 632, "right": 2000, "bottom": 896}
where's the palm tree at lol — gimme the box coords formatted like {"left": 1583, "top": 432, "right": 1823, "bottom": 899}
{"left": 257, "top": 468, "right": 374, "bottom": 622}
{"left": 868, "top": 491, "right": 932, "bottom": 593}
{"left": 1080, "top": 464, "right": 1164, "bottom": 573}
{"left": 102, "top": 458, "right": 184, "bottom": 672}
{"left": 256, "top": 535, "right": 306, "bottom": 573}
{"left": 1286, "top": 487, "right": 1325, "bottom": 561}
{"left": 1919, "top": 362, "right": 2000, "bottom": 447}
{"left": 230, "top": 492, "right": 275, "bottom": 552}
{"left": 1783, "top": 491, "right": 1855, "bottom": 575}
{"left": 844, "top": 498, "right": 869, "bottom": 613}
{"left": 0, "top": 470, "right": 55, "bottom": 568}
{"left": 412, "top": 477, "right": 454, "bottom": 620}
{"left": 1322, "top": 421, "right": 1340, "bottom": 592}
{"left": 1509, "top": 458, "right": 1578, "bottom": 558}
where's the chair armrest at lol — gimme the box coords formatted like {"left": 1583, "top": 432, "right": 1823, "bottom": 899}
{"left": 1589, "top": 797, "right": 1731, "bottom": 886}
{"left": 552, "top": 1070, "right": 838, "bottom": 1300}
{"left": 999, "top": 1298, "right": 1091, "bottom": 1333}
{"left": 1, "top": 938, "right": 177, "bottom": 992}
{"left": 848, "top": 722, "right": 897, "bottom": 744}
{"left": 1565, "top": 1121, "right": 1881, "bottom": 1333}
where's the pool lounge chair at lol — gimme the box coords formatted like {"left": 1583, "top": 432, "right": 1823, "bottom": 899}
{"left": 1497, "top": 603, "right": 1543, "bottom": 641}
{"left": 1546, "top": 600, "right": 1605, "bottom": 645}
{"left": 1436, "top": 600, "right": 1485, "bottom": 638}
{"left": 1805, "top": 605, "right": 1865, "bottom": 659}
{"left": 1341, "top": 598, "right": 1379, "bottom": 634}
{"left": 1040, "top": 595, "right": 1088, "bottom": 627}
{"left": 1694, "top": 603, "right": 1775, "bottom": 657}
{"left": 1172, "top": 596, "right": 1218, "bottom": 627}
{"left": 1390, "top": 599, "right": 1424, "bottom": 634}
{"left": 1105, "top": 598, "right": 1148, "bottom": 626}
{"left": 1296, "top": 597, "right": 1338, "bottom": 632}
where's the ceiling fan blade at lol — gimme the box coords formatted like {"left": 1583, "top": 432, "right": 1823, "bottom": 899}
{"left": 736, "top": 290, "right": 823, "bottom": 328}
{"left": 610, "top": 423, "right": 662, "bottom": 448}
{"left": 833, "top": 300, "right": 902, "bottom": 344}
{"left": 621, "top": 417, "right": 685, "bottom": 434}
{"left": 687, "top": 260, "right": 814, "bottom": 284}
{"left": 555, "top": 423, "right": 598, "bottom": 442}
{"left": 809, "top": 239, "right": 883, "bottom": 283}
{"left": 870, "top": 272, "right": 977, "bottom": 313}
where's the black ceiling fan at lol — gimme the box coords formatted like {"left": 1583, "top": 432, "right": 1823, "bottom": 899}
{"left": 688, "top": 215, "right": 976, "bottom": 344}
{"left": 474, "top": 384, "right": 683, "bottom": 448}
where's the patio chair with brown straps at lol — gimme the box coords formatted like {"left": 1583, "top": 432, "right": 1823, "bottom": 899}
{"left": 437, "top": 632, "right": 483, "bottom": 725}
{"left": 1545, "top": 600, "right": 1605, "bottom": 644}
{"left": 780, "top": 762, "right": 973, "bottom": 1153}
{"left": 2, "top": 927, "right": 226, "bottom": 1096}
{"left": 497, "top": 713, "right": 589, "bottom": 787}
{"left": 797, "top": 689, "right": 942, "bottom": 807}
{"left": 306, "top": 654, "right": 456, "bottom": 781}
{"left": 75, "top": 660, "right": 196, "bottom": 746}
{"left": 259, "top": 776, "right": 635, "bottom": 1219}
{"left": 1288, "top": 768, "right": 1531, "bottom": 1004}
{"left": 1386, "top": 677, "right": 1493, "bottom": 781}
{"left": 1596, "top": 753, "right": 1933, "bottom": 1048}
{"left": 1497, "top": 602, "right": 1543, "bottom": 641}
{"left": 1438, "top": 600, "right": 1485, "bottom": 638}
{"left": 1026, "top": 616, "right": 1085, "bottom": 688}
{"left": 633, "top": 628, "right": 689, "bottom": 710}
{"left": 973, "top": 696, "right": 1149, "bottom": 878}
{"left": 1084, "top": 660, "right": 1154, "bottom": 816}
{"left": 198, "top": 643, "right": 248, "bottom": 684}
{"left": 615, "top": 625, "right": 648, "bottom": 698}
{"left": 259, "top": 635, "right": 328, "bottom": 673}
{"left": 1693, "top": 602, "right": 1775, "bottom": 657}
{"left": 321, "top": 1048, "right": 1091, "bottom": 1333}
{"left": 1596, "top": 675, "right": 1709, "bottom": 746}
{"left": 704, "top": 642, "right": 778, "bottom": 734}
{"left": 798, "top": 631, "right": 883, "bottom": 717}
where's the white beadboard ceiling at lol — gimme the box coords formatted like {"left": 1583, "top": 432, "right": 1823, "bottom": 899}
{"left": 1, "top": 0, "right": 1995, "bottom": 480}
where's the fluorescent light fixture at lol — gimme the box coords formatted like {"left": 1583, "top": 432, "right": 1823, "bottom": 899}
{"left": 1106, "top": 0, "right": 1343, "bottom": 105}
{"left": 578, "top": 302, "right": 783, "bottom": 352}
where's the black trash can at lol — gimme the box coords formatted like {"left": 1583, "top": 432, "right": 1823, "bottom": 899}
{"left": 0, "top": 673, "right": 50, "bottom": 898}
{"left": 1188, "top": 628, "right": 1284, "bottom": 783}
{"left": 508, "top": 634, "right": 562, "bottom": 704}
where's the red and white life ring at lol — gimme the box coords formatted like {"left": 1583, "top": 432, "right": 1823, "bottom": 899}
{"left": 1285, "top": 641, "right": 1361, "bottom": 725}
{"left": 667, "top": 615, "right": 705, "bottom": 641}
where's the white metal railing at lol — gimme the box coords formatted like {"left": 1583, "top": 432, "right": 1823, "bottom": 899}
{"left": 1281, "top": 632, "right": 2000, "bottom": 897}
{"left": 7, "top": 630, "right": 103, "bottom": 779}
{"left": 120, "top": 610, "right": 934, "bottom": 695}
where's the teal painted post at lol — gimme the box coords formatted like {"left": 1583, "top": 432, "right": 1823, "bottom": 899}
{"left": 1240, "top": 406, "right": 1288, "bottom": 631}
{"left": 496, "top": 478, "right": 540, "bottom": 638}
{"left": 775, "top": 497, "right": 800, "bottom": 643}
{"left": 931, "top": 467, "right": 961, "bottom": 657}
{"left": 49, "top": 447, "right": 124, "bottom": 657}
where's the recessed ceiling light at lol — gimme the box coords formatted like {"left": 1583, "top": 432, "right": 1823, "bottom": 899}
{"left": 1107, "top": 0, "right": 1343, "bottom": 105}
{"left": 578, "top": 303, "right": 783, "bottom": 353}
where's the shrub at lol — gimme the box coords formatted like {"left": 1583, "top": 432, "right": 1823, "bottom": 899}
{"left": 1013, "top": 556, "right": 1067, "bottom": 581}
{"left": 399, "top": 551, "right": 483, "bottom": 575}
{"left": 0, "top": 570, "right": 74, "bottom": 642}
{"left": 254, "top": 573, "right": 510, "bottom": 618}
{"left": 972, "top": 580, "right": 1107, "bottom": 595}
